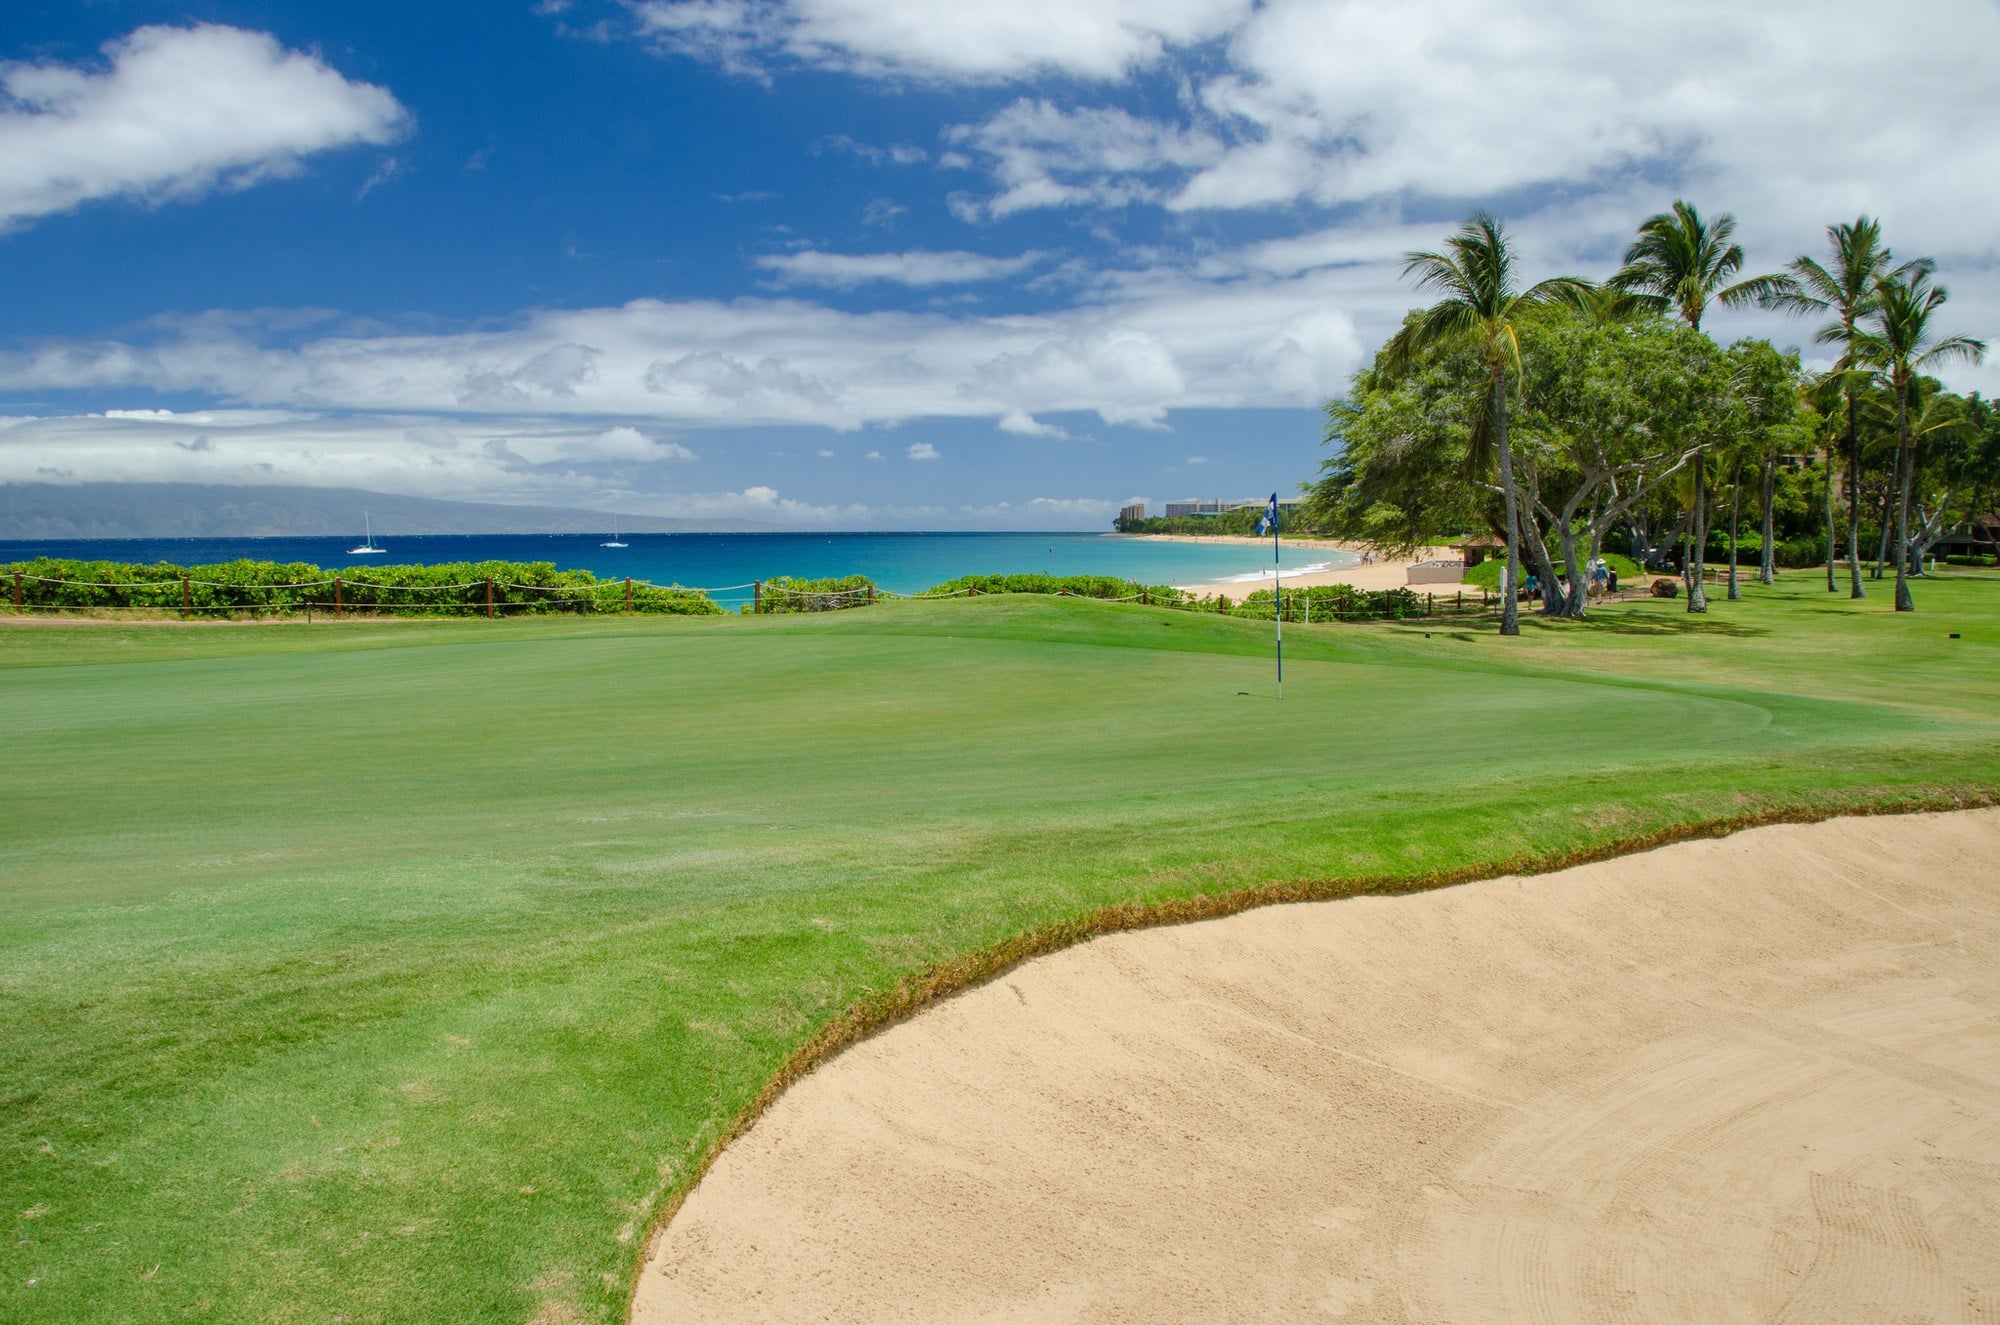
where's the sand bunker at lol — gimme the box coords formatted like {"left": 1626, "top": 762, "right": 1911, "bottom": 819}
{"left": 636, "top": 808, "right": 2000, "bottom": 1323}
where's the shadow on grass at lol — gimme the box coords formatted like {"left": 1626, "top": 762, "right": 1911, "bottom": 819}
{"left": 1536, "top": 610, "right": 1771, "bottom": 639}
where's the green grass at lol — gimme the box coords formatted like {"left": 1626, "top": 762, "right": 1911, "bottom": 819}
{"left": 3, "top": 572, "right": 1997, "bottom": 1323}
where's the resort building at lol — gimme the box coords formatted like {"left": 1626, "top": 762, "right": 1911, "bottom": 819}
{"left": 1119, "top": 502, "right": 1147, "bottom": 523}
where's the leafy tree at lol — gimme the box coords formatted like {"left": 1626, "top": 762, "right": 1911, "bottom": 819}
{"left": 1854, "top": 267, "right": 1986, "bottom": 610}
{"left": 1510, "top": 312, "right": 1727, "bottom": 616}
{"left": 1384, "top": 212, "right": 1591, "bottom": 635}
{"left": 1312, "top": 332, "right": 1494, "bottom": 553}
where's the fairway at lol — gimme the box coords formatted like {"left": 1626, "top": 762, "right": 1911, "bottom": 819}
{"left": 3, "top": 575, "right": 1998, "bottom": 1323}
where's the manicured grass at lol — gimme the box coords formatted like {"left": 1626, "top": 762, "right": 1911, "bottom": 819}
{"left": 3, "top": 572, "right": 1996, "bottom": 1323}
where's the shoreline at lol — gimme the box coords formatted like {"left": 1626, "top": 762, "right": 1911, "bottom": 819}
{"left": 1119, "top": 534, "right": 1461, "bottom": 594}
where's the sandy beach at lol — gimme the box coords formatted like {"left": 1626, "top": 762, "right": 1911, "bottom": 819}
{"left": 635, "top": 807, "right": 2000, "bottom": 1323}
{"left": 1117, "top": 535, "right": 1462, "bottom": 594}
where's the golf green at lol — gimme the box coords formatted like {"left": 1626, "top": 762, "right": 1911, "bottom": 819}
{"left": 3, "top": 574, "right": 1996, "bottom": 1323}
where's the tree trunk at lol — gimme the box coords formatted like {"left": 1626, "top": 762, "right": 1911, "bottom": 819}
{"left": 1824, "top": 442, "right": 1838, "bottom": 591}
{"left": 1727, "top": 457, "right": 1742, "bottom": 601}
{"left": 1894, "top": 392, "right": 1915, "bottom": 612}
{"left": 1874, "top": 468, "right": 1895, "bottom": 579}
{"left": 1846, "top": 393, "right": 1865, "bottom": 598}
{"left": 1759, "top": 453, "right": 1777, "bottom": 585}
{"left": 1687, "top": 449, "right": 1709, "bottom": 613}
{"left": 1492, "top": 374, "right": 1521, "bottom": 636}
{"left": 1558, "top": 524, "right": 1586, "bottom": 618}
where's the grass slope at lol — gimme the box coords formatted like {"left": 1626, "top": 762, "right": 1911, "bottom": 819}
{"left": 3, "top": 573, "right": 1997, "bottom": 1323}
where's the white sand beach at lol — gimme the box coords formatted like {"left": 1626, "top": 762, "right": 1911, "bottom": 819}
{"left": 1118, "top": 535, "right": 1463, "bottom": 594}
{"left": 635, "top": 807, "right": 2000, "bottom": 1324}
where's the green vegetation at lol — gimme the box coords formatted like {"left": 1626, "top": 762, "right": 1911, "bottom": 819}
{"left": 1, "top": 557, "right": 721, "bottom": 616}
{"left": 753, "top": 574, "right": 876, "bottom": 612}
{"left": 1309, "top": 205, "right": 1997, "bottom": 622}
{"left": 3, "top": 573, "right": 1998, "bottom": 1323}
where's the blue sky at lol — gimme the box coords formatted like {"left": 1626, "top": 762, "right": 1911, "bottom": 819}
{"left": 3, "top": 1, "right": 1997, "bottom": 528}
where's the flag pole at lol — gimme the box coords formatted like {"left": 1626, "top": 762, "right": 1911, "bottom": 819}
{"left": 1265, "top": 492, "right": 1283, "bottom": 700}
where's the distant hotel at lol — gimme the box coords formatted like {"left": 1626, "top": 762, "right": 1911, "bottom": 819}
{"left": 1119, "top": 502, "right": 1148, "bottom": 523}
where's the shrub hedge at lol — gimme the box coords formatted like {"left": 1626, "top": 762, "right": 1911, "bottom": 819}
{"left": 1, "top": 558, "right": 721, "bottom": 616}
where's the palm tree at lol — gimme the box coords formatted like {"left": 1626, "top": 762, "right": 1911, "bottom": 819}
{"left": 1610, "top": 200, "right": 1784, "bottom": 333}
{"left": 1611, "top": 200, "right": 1786, "bottom": 613}
{"left": 1386, "top": 212, "right": 1592, "bottom": 635}
{"left": 1854, "top": 269, "right": 1986, "bottom": 611}
{"left": 1760, "top": 218, "right": 1895, "bottom": 598}
{"left": 1800, "top": 371, "right": 1848, "bottom": 592}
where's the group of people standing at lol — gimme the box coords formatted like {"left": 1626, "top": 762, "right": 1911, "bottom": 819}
{"left": 1523, "top": 559, "right": 1619, "bottom": 600}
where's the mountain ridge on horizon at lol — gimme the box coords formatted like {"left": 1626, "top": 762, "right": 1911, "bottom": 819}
{"left": 0, "top": 483, "right": 783, "bottom": 539}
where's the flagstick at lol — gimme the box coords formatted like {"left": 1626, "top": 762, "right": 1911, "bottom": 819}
{"left": 1272, "top": 501, "right": 1283, "bottom": 701}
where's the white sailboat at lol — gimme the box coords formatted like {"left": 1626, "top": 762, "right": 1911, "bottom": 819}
{"left": 348, "top": 512, "right": 387, "bottom": 555}
{"left": 600, "top": 526, "right": 627, "bottom": 548}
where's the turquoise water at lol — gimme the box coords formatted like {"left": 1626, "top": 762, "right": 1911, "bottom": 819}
{"left": 0, "top": 532, "right": 1352, "bottom": 609}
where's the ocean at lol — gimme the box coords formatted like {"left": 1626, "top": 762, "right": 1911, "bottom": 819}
{"left": 0, "top": 532, "right": 1353, "bottom": 609}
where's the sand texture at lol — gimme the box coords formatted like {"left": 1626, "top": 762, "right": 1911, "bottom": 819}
{"left": 635, "top": 809, "right": 2000, "bottom": 1323}
{"left": 1139, "top": 538, "right": 1462, "bottom": 594}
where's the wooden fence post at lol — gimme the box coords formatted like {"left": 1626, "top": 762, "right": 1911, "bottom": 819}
{"left": 866, "top": 584, "right": 875, "bottom": 606}
{"left": 1427, "top": 592, "right": 1434, "bottom": 616}
{"left": 12, "top": 571, "right": 21, "bottom": 613}
{"left": 625, "top": 576, "right": 633, "bottom": 613}
{"left": 181, "top": 575, "right": 190, "bottom": 620}
{"left": 753, "top": 580, "right": 762, "bottom": 614}
{"left": 485, "top": 579, "right": 495, "bottom": 618}
{"left": 334, "top": 578, "right": 343, "bottom": 617}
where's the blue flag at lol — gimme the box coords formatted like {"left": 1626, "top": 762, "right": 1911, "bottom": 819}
{"left": 1257, "top": 492, "right": 1279, "bottom": 536}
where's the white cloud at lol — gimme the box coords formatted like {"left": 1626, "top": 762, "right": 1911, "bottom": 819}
{"left": 627, "top": 0, "right": 1252, "bottom": 81}
{"left": 817, "top": 447, "right": 835, "bottom": 457}
{"left": 906, "top": 441, "right": 939, "bottom": 460}
{"left": 864, "top": 449, "right": 884, "bottom": 460}
{"left": 816, "top": 134, "right": 927, "bottom": 165}
{"left": 0, "top": 271, "right": 1375, "bottom": 430}
{"left": 756, "top": 248, "right": 1045, "bottom": 288}
{"left": 997, "top": 410, "right": 1066, "bottom": 439}
{"left": 1186, "top": 455, "right": 1207, "bottom": 465}
{"left": 0, "top": 24, "right": 410, "bottom": 230}
{"left": 944, "top": 100, "right": 1223, "bottom": 220}
{"left": 586, "top": 425, "right": 697, "bottom": 461}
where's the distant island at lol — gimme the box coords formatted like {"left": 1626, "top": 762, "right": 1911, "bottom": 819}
{"left": 0, "top": 483, "right": 778, "bottom": 539}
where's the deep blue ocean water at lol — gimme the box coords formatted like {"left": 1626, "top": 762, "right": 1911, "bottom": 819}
{"left": 0, "top": 532, "right": 1353, "bottom": 609}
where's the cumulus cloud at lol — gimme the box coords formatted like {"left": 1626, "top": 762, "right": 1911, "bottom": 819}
{"left": 997, "top": 410, "right": 1066, "bottom": 438}
{"left": 926, "top": 0, "right": 2000, "bottom": 268}
{"left": 756, "top": 248, "right": 1046, "bottom": 288}
{"left": 905, "top": 441, "right": 939, "bottom": 460}
{"left": 0, "top": 24, "right": 410, "bottom": 230}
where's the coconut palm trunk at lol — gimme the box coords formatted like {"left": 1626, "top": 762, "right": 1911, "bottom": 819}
{"left": 1491, "top": 373, "right": 1523, "bottom": 635}
{"left": 1687, "top": 450, "right": 1709, "bottom": 612}
{"left": 1759, "top": 454, "right": 1777, "bottom": 585}
{"left": 1846, "top": 399, "right": 1866, "bottom": 596}
{"left": 1823, "top": 441, "right": 1838, "bottom": 591}
{"left": 1727, "top": 457, "right": 1743, "bottom": 601}
{"left": 1893, "top": 396, "right": 1916, "bottom": 611}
